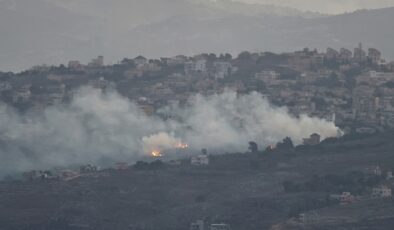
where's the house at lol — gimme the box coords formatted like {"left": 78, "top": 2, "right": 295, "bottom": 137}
{"left": 302, "top": 133, "right": 321, "bottom": 145}
{"left": 22, "top": 170, "right": 53, "bottom": 181}
{"left": 312, "top": 53, "right": 324, "bottom": 66}
{"left": 213, "top": 61, "right": 232, "bottom": 79}
{"left": 368, "top": 48, "right": 382, "bottom": 64}
{"left": 325, "top": 48, "right": 339, "bottom": 60}
{"left": 134, "top": 56, "right": 148, "bottom": 67}
{"left": 80, "top": 164, "right": 98, "bottom": 174}
{"left": 184, "top": 59, "right": 207, "bottom": 75}
{"left": 68, "top": 60, "right": 82, "bottom": 69}
{"left": 372, "top": 185, "right": 392, "bottom": 198}
{"left": 210, "top": 223, "right": 230, "bottom": 230}
{"left": 191, "top": 154, "right": 209, "bottom": 166}
{"left": 339, "top": 48, "right": 352, "bottom": 62}
{"left": 330, "top": 192, "right": 355, "bottom": 205}
{"left": 340, "top": 192, "right": 355, "bottom": 205}
{"left": 190, "top": 220, "right": 205, "bottom": 230}
{"left": 88, "top": 56, "right": 104, "bottom": 67}
{"left": 255, "top": 70, "right": 280, "bottom": 82}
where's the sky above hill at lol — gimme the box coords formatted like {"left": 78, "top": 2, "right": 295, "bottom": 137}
{"left": 47, "top": 0, "right": 394, "bottom": 15}
{"left": 234, "top": 0, "right": 394, "bottom": 14}
{"left": 1, "top": 0, "right": 394, "bottom": 71}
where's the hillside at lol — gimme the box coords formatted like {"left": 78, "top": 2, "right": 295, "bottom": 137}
{"left": 126, "top": 7, "right": 394, "bottom": 60}
{"left": 1, "top": 132, "right": 394, "bottom": 230}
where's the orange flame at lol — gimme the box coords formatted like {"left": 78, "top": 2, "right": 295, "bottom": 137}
{"left": 151, "top": 150, "right": 162, "bottom": 157}
{"left": 175, "top": 143, "right": 189, "bottom": 149}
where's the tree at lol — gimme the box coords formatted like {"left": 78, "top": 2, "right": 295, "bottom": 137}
{"left": 225, "top": 53, "right": 232, "bottom": 59}
{"left": 237, "top": 51, "right": 251, "bottom": 60}
{"left": 276, "top": 137, "right": 294, "bottom": 150}
{"left": 248, "top": 141, "right": 258, "bottom": 153}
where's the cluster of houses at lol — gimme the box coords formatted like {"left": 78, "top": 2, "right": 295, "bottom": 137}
{"left": 1, "top": 43, "right": 394, "bottom": 133}
{"left": 328, "top": 165, "right": 393, "bottom": 207}
{"left": 22, "top": 164, "right": 101, "bottom": 182}
{"left": 20, "top": 152, "right": 211, "bottom": 182}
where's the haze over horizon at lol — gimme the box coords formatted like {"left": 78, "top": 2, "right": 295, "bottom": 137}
{"left": 230, "top": 0, "right": 394, "bottom": 14}
{"left": 1, "top": 0, "right": 394, "bottom": 71}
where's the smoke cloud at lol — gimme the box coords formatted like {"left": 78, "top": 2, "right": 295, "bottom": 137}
{"left": 0, "top": 87, "right": 338, "bottom": 176}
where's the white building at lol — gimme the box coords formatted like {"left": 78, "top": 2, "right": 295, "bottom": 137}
{"left": 372, "top": 185, "right": 392, "bottom": 198}
{"left": 184, "top": 59, "right": 207, "bottom": 75}
{"left": 213, "top": 61, "right": 232, "bottom": 79}
{"left": 191, "top": 154, "right": 209, "bottom": 166}
{"left": 255, "top": 70, "right": 280, "bottom": 82}
{"left": 88, "top": 56, "right": 104, "bottom": 67}
{"left": 210, "top": 224, "right": 230, "bottom": 230}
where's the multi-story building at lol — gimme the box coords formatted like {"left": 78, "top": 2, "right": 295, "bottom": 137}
{"left": 339, "top": 48, "right": 352, "bottom": 62}
{"left": 325, "top": 48, "right": 339, "bottom": 60}
{"left": 368, "top": 48, "right": 382, "bottom": 64}
{"left": 354, "top": 43, "right": 366, "bottom": 62}
{"left": 213, "top": 61, "right": 232, "bottom": 79}
{"left": 184, "top": 59, "right": 207, "bottom": 75}
{"left": 88, "top": 56, "right": 104, "bottom": 67}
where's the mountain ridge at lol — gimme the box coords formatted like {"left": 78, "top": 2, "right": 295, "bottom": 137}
{"left": 0, "top": 1, "right": 393, "bottom": 71}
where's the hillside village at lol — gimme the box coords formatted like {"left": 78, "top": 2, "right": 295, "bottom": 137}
{"left": 1, "top": 43, "right": 394, "bottom": 135}
{"left": 1, "top": 44, "right": 394, "bottom": 229}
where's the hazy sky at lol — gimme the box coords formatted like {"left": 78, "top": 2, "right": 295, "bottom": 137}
{"left": 233, "top": 0, "right": 394, "bottom": 14}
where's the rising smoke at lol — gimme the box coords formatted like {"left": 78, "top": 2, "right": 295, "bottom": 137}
{"left": 0, "top": 87, "right": 338, "bottom": 176}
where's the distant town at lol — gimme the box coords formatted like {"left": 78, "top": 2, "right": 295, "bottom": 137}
{"left": 1, "top": 43, "right": 393, "bottom": 136}
{"left": 2, "top": 43, "right": 394, "bottom": 230}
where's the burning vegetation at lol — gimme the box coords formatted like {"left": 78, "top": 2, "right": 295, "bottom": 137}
{"left": 151, "top": 150, "right": 162, "bottom": 157}
{"left": 175, "top": 143, "right": 189, "bottom": 149}
{"left": 149, "top": 142, "right": 188, "bottom": 158}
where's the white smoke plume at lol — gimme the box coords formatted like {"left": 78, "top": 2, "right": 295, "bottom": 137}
{"left": 0, "top": 87, "right": 338, "bottom": 176}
